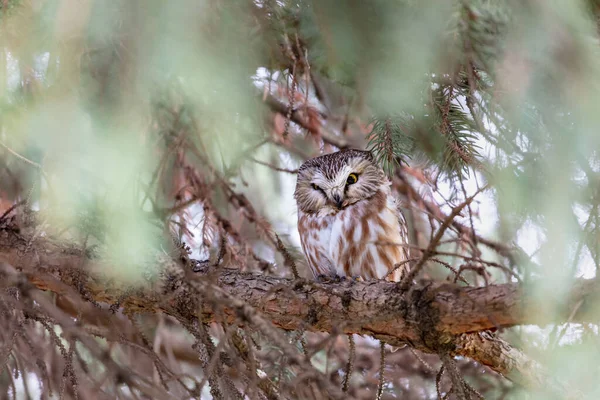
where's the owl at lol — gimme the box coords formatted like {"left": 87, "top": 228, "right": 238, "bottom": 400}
{"left": 294, "top": 149, "right": 410, "bottom": 282}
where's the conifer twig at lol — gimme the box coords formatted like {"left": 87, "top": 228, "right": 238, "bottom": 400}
{"left": 376, "top": 341, "right": 386, "bottom": 400}
{"left": 399, "top": 185, "right": 488, "bottom": 290}
{"left": 341, "top": 334, "right": 355, "bottom": 393}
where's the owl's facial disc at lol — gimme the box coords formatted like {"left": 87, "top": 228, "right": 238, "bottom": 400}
{"left": 294, "top": 151, "right": 389, "bottom": 215}
{"left": 304, "top": 169, "right": 375, "bottom": 212}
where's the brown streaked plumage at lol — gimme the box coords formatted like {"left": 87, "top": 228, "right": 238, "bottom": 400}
{"left": 294, "top": 149, "right": 410, "bottom": 281}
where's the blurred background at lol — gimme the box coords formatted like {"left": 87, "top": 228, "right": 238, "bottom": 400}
{"left": 2, "top": 0, "right": 600, "bottom": 399}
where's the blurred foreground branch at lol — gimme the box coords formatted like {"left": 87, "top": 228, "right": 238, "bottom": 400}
{"left": 0, "top": 215, "right": 588, "bottom": 399}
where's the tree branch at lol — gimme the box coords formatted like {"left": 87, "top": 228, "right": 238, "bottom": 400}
{"left": 0, "top": 217, "right": 590, "bottom": 398}
{"left": 263, "top": 94, "right": 349, "bottom": 149}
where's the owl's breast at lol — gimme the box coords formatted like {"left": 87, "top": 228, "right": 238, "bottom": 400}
{"left": 298, "top": 190, "right": 408, "bottom": 281}
{"left": 328, "top": 191, "right": 407, "bottom": 280}
{"left": 297, "top": 211, "right": 337, "bottom": 278}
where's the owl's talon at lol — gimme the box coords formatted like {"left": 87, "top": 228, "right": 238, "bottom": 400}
{"left": 192, "top": 259, "right": 210, "bottom": 273}
{"left": 316, "top": 274, "right": 344, "bottom": 284}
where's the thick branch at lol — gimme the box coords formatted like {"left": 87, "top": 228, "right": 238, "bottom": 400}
{"left": 0, "top": 218, "right": 591, "bottom": 398}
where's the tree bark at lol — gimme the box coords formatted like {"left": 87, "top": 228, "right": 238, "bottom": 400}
{"left": 0, "top": 215, "right": 590, "bottom": 399}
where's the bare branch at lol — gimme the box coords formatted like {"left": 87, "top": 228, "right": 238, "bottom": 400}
{"left": 263, "top": 94, "right": 349, "bottom": 149}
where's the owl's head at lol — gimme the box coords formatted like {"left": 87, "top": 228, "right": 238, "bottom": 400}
{"left": 294, "top": 149, "right": 389, "bottom": 215}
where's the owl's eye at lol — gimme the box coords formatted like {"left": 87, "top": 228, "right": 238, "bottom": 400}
{"left": 346, "top": 173, "right": 358, "bottom": 185}
{"left": 311, "top": 183, "right": 321, "bottom": 191}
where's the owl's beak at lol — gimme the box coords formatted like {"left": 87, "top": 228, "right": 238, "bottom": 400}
{"left": 331, "top": 192, "right": 344, "bottom": 209}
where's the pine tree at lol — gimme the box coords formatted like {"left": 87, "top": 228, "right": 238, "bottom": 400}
{"left": 1, "top": 1, "right": 600, "bottom": 398}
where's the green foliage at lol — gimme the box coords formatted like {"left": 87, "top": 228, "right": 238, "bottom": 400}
{"left": 459, "top": 0, "right": 511, "bottom": 73}
{"left": 431, "top": 85, "right": 481, "bottom": 177}
{"left": 0, "top": 0, "right": 20, "bottom": 15}
{"left": 366, "top": 115, "right": 415, "bottom": 176}
{"left": 367, "top": 84, "right": 481, "bottom": 178}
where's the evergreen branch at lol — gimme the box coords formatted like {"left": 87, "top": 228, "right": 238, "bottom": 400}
{"left": 367, "top": 115, "right": 415, "bottom": 176}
